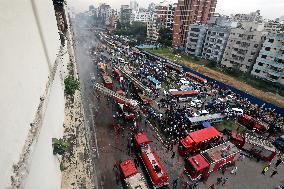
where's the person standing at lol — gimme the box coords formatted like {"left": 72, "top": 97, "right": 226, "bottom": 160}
{"left": 173, "top": 178, "right": 178, "bottom": 189}
{"left": 261, "top": 165, "right": 270, "bottom": 175}
{"left": 275, "top": 159, "right": 282, "bottom": 168}
{"left": 171, "top": 151, "right": 176, "bottom": 159}
{"left": 271, "top": 170, "right": 278, "bottom": 178}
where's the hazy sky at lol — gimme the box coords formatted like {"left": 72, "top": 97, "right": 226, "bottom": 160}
{"left": 68, "top": 0, "right": 284, "bottom": 20}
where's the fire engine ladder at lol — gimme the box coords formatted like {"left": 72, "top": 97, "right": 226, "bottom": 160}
{"left": 244, "top": 133, "right": 275, "bottom": 150}
{"left": 93, "top": 83, "right": 138, "bottom": 108}
{"left": 116, "top": 66, "right": 152, "bottom": 96}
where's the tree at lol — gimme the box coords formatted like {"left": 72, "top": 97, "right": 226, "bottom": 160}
{"left": 158, "top": 27, "right": 172, "bottom": 47}
{"left": 52, "top": 138, "right": 70, "bottom": 155}
{"left": 64, "top": 76, "right": 80, "bottom": 96}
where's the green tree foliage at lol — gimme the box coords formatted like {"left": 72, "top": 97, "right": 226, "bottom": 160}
{"left": 158, "top": 27, "right": 173, "bottom": 47}
{"left": 113, "top": 21, "right": 147, "bottom": 45}
{"left": 52, "top": 138, "right": 70, "bottom": 155}
{"left": 64, "top": 76, "right": 80, "bottom": 96}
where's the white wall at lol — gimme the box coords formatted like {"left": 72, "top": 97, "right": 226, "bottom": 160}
{"left": 0, "top": 0, "right": 63, "bottom": 188}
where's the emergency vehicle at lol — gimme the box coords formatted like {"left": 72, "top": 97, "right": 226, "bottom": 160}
{"left": 186, "top": 72, "right": 207, "bottom": 84}
{"left": 185, "top": 142, "right": 240, "bottom": 181}
{"left": 113, "top": 68, "right": 123, "bottom": 82}
{"left": 229, "top": 132, "right": 277, "bottom": 162}
{"left": 178, "top": 127, "right": 222, "bottom": 156}
{"left": 134, "top": 133, "right": 169, "bottom": 188}
{"left": 238, "top": 114, "right": 268, "bottom": 133}
{"left": 102, "top": 75, "right": 113, "bottom": 89}
{"left": 169, "top": 90, "right": 199, "bottom": 102}
{"left": 119, "top": 160, "right": 149, "bottom": 189}
{"left": 187, "top": 113, "right": 225, "bottom": 126}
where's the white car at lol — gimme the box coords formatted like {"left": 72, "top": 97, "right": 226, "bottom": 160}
{"left": 198, "top": 110, "right": 209, "bottom": 116}
{"left": 232, "top": 108, "right": 243, "bottom": 116}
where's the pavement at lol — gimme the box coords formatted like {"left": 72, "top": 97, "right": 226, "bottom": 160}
{"left": 71, "top": 17, "right": 284, "bottom": 189}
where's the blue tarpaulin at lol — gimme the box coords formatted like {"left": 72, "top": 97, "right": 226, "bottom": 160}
{"left": 202, "top": 121, "right": 212, "bottom": 128}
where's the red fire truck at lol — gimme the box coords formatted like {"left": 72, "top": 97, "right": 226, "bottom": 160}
{"left": 185, "top": 142, "right": 240, "bottom": 181}
{"left": 229, "top": 132, "right": 276, "bottom": 162}
{"left": 102, "top": 75, "right": 113, "bottom": 89}
{"left": 134, "top": 133, "right": 169, "bottom": 188}
{"left": 186, "top": 72, "right": 207, "bottom": 84}
{"left": 119, "top": 160, "right": 149, "bottom": 189}
{"left": 238, "top": 114, "right": 268, "bottom": 133}
{"left": 178, "top": 127, "right": 222, "bottom": 156}
{"left": 113, "top": 68, "right": 123, "bottom": 82}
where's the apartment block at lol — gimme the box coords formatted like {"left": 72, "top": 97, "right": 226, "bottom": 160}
{"left": 233, "top": 10, "right": 263, "bottom": 22}
{"left": 185, "top": 24, "right": 208, "bottom": 56}
{"left": 221, "top": 22, "right": 266, "bottom": 72}
{"left": 251, "top": 32, "right": 284, "bottom": 85}
{"left": 202, "top": 26, "right": 230, "bottom": 62}
{"left": 133, "top": 11, "right": 151, "bottom": 23}
{"left": 172, "top": 0, "right": 217, "bottom": 48}
{"left": 120, "top": 5, "right": 132, "bottom": 24}
{"left": 155, "top": 3, "right": 176, "bottom": 29}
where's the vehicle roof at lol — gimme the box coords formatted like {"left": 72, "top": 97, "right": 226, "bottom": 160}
{"left": 186, "top": 72, "right": 207, "bottom": 83}
{"left": 125, "top": 173, "right": 149, "bottom": 189}
{"left": 147, "top": 76, "right": 161, "bottom": 84}
{"left": 187, "top": 154, "right": 209, "bottom": 171}
{"left": 201, "top": 142, "right": 240, "bottom": 164}
{"left": 135, "top": 133, "right": 150, "bottom": 145}
{"left": 103, "top": 75, "right": 112, "bottom": 83}
{"left": 189, "top": 127, "right": 221, "bottom": 144}
{"left": 180, "top": 135, "right": 195, "bottom": 148}
{"left": 188, "top": 113, "right": 224, "bottom": 124}
{"left": 141, "top": 146, "right": 168, "bottom": 186}
{"left": 120, "top": 160, "right": 138, "bottom": 178}
{"left": 170, "top": 90, "right": 198, "bottom": 97}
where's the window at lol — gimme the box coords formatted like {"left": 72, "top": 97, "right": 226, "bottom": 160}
{"left": 254, "top": 44, "right": 259, "bottom": 48}
{"left": 268, "top": 38, "right": 274, "bottom": 43}
{"left": 248, "top": 59, "right": 252, "bottom": 62}
{"left": 265, "top": 47, "right": 271, "bottom": 51}
{"left": 239, "top": 34, "right": 244, "bottom": 37}
{"left": 258, "top": 62, "right": 264, "bottom": 66}
{"left": 261, "top": 55, "right": 267, "bottom": 59}
{"left": 251, "top": 52, "right": 256, "bottom": 55}
{"left": 255, "top": 69, "right": 260, "bottom": 73}
{"left": 219, "top": 33, "right": 224, "bottom": 37}
{"left": 236, "top": 41, "right": 241, "bottom": 45}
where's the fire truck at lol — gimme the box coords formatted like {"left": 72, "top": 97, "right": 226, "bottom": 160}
{"left": 119, "top": 160, "right": 149, "bottom": 189}
{"left": 134, "top": 133, "right": 169, "bottom": 188}
{"left": 229, "top": 132, "right": 277, "bottom": 162}
{"left": 178, "top": 127, "right": 222, "bottom": 156}
{"left": 185, "top": 142, "right": 240, "bottom": 181}
{"left": 186, "top": 72, "right": 207, "bottom": 84}
{"left": 238, "top": 114, "right": 268, "bottom": 133}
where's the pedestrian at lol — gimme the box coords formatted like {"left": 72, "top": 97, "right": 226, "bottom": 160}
{"left": 230, "top": 166, "right": 238, "bottom": 175}
{"left": 271, "top": 170, "right": 278, "bottom": 178}
{"left": 115, "top": 170, "right": 120, "bottom": 184}
{"left": 261, "top": 165, "right": 270, "bottom": 175}
{"left": 171, "top": 151, "right": 176, "bottom": 159}
{"left": 222, "top": 177, "right": 228, "bottom": 186}
{"left": 275, "top": 159, "right": 282, "bottom": 168}
{"left": 217, "top": 177, "right": 222, "bottom": 185}
{"left": 134, "top": 158, "right": 139, "bottom": 168}
{"left": 173, "top": 178, "right": 178, "bottom": 189}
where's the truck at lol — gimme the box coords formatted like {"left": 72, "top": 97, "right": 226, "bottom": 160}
{"left": 178, "top": 127, "right": 222, "bottom": 156}
{"left": 229, "top": 132, "right": 277, "bottom": 162}
{"left": 134, "top": 133, "right": 169, "bottom": 188}
{"left": 185, "top": 142, "right": 240, "bottom": 181}
{"left": 102, "top": 75, "right": 113, "bottom": 89}
{"left": 119, "top": 160, "right": 149, "bottom": 189}
{"left": 272, "top": 135, "right": 284, "bottom": 152}
{"left": 238, "top": 114, "right": 268, "bottom": 133}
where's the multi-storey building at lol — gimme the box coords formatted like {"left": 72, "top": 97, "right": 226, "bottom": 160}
{"left": 251, "top": 32, "right": 284, "bottom": 85}
{"left": 130, "top": 0, "right": 139, "bottom": 12}
{"left": 202, "top": 26, "right": 231, "bottom": 62}
{"left": 133, "top": 11, "right": 151, "bottom": 23}
{"left": 147, "top": 17, "right": 159, "bottom": 42}
{"left": 264, "top": 20, "right": 284, "bottom": 32}
{"left": 185, "top": 24, "right": 208, "bottom": 56}
{"left": 155, "top": 3, "right": 177, "bottom": 29}
{"left": 221, "top": 22, "right": 266, "bottom": 72}
{"left": 120, "top": 5, "right": 132, "bottom": 24}
{"left": 172, "top": 0, "right": 217, "bottom": 48}
{"left": 98, "top": 3, "right": 111, "bottom": 25}
{"left": 233, "top": 10, "right": 263, "bottom": 22}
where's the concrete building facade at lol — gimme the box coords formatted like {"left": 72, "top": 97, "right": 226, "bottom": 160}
{"left": 172, "top": 0, "right": 217, "bottom": 48}
{"left": 202, "top": 26, "right": 231, "bottom": 62}
{"left": 221, "top": 23, "right": 267, "bottom": 72}
{"left": 120, "top": 5, "right": 132, "bottom": 24}
{"left": 185, "top": 24, "right": 208, "bottom": 56}
{"left": 0, "top": 0, "right": 72, "bottom": 188}
{"left": 251, "top": 32, "right": 284, "bottom": 85}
